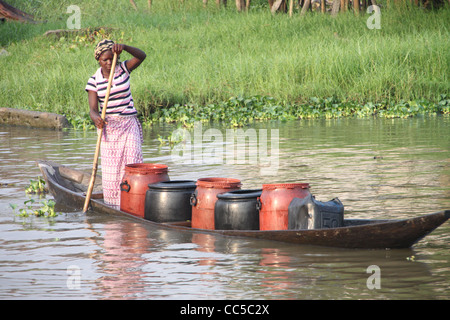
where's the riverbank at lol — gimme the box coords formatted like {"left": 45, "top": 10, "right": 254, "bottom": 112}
{"left": 0, "top": 1, "right": 449, "bottom": 128}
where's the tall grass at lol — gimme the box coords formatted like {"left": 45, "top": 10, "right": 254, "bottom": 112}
{"left": 0, "top": 0, "right": 449, "bottom": 120}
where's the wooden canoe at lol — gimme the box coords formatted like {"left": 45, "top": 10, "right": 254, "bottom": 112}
{"left": 37, "top": 160, "right": 450, "bottom": 249}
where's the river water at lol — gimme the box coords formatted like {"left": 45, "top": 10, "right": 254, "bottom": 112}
{"left": 0, "top": 117, "right": 449, "bottom": 300}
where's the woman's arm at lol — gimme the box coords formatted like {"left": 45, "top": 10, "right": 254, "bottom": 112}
{"left": 88, "top": 90, "right": 106, "bottom": 129}
{"left": 112, "top": 44, "right": 146, "bottom": 72}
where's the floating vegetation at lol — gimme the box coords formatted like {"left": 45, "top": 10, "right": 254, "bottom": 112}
{"left": 66, "top": 113, "right": 96, "bottom": 131}
{"left": 64, "top": 95, "right": 449, "bottom": 130}
{"left": 10, "top": 177, "right": 58, "bottom": 219}
{"left": 10, "top": 199, "right": 58, "bottom": 218}
{"left": 157, "top": 130, "right": 187, "bottom": 147}
{"left": 1, "top": 182, "right": 14, "bottom": 187}
{"left": 25, "top": 177, "right": 48, "bottom": 195}
{"left": 142, "top": 95, "right": 450, "bottom": 128}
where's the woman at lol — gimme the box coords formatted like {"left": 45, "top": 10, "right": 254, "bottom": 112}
{"left": 85, "top": 39, "right": 146, "bottom": 207}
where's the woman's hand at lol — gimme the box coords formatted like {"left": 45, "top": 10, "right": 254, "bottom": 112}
{"left": 112, "top": 43, "right": 125, "bottom": 56}
{"left": 91, "top": 112, "right": 107, "bottom": 129}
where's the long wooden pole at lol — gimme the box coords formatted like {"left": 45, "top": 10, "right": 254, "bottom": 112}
{"left": 83, "top": 52, "right": 117, "bottom": 213}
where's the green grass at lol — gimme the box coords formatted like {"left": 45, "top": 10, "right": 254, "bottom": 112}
{"left": 0, "top": 0, "right": 449, "bottom": 125}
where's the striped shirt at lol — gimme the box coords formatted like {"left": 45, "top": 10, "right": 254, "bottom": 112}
{"left": 85, "top": 61, "right": 137, "bottom": 116}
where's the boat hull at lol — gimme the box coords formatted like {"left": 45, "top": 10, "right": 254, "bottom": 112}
{"left": 37, "top": 160, "right": 450, "bottom": 249}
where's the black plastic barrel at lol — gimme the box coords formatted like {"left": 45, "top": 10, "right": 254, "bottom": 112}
{"left": 144, "top": 180, "right": 196, "bottom": 222}
{"left": 214, "top": 189, "right": 262, "bottom": 230}
{"left": 288, "top": 194, "right": 344, "bottom": 229}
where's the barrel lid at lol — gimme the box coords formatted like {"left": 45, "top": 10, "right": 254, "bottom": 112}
{"left": 196, "top": 177, "right": 242, "bottom": 189}
{"left": 148, "top": 180, "right": 196, "bottom": 190}
{"left": 217, "top": 189, "right": 262, "bottom": 200}
{"left": 262, "top": 183, "right": 310, "bottom": 190}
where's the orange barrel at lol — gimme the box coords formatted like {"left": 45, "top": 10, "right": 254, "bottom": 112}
{"left": 190, "top": 178, "right": 241, "bottom": 230}
{"left": 258, "top": 183, "right": 310, "bottom": 230}
{"left": 120, "top": 163, "right": 170, "bottom": 218}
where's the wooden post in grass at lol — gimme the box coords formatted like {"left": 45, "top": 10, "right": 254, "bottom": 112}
{"left": 353, "top": 0, "right": 360, "bottom": 14}
{"left": 331, "top": 0, "right": 341, "bottom": 15}
{"left": 216, "top": 0, "right": 228, "bottom": 7}
{"left": 300, "top": 0, "right": 311, "bottom": 14}
{"left": 236, "top": 0, "right": 245, "bottom": 11}
{"left": 270, "top": 0, "right": 287, "bottom": 13}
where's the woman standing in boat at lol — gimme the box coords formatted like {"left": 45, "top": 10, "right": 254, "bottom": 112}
{"left": 85, "top": 39, "right": 146, "bottom": 207}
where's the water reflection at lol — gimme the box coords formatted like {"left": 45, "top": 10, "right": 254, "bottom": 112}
{"left": 0, "top": 116, "right": 449, "bottom": 299}
{"left": 94, "top": 221, "right": 150, "bottom": 299}
{"left": 75, "top": 208, "right": 444, "bottom": 299}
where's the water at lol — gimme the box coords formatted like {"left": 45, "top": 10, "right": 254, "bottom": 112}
{"left": 0, "top": 117, "right": 449, "bottom": 300}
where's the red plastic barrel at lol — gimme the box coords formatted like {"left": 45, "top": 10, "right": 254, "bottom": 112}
{"left": 259, "top": 183, "right": 310, "bottom": 230}
{"left": 191, "top": 178, "right": 241, "bottom": 230}
{"left": 120, "top": 163, "right": 170, "bottom": 218}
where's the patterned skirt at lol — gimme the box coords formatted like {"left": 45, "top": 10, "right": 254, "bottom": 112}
{"left": 100, "top": 115, "right": 143, "bottom": 207}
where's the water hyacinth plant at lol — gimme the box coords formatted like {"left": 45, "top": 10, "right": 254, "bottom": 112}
{"left": 25, "top": 177, "right": 47, "bottom": 194}
{"left": 143, "top": 94, "right": 449, "bottom": 127}
{"left": 13, "top": 177, "right": 59, "bottom": 218}
{"left": 11, "top": 199, "right": 58, "bottom": 218}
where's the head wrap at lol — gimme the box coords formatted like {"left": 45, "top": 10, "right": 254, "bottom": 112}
{"left": 95, "top": 39, "right": 114, "bottom": 60}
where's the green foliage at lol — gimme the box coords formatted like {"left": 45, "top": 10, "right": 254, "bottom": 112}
{"left": 11, "top": 198, "right": 58, "bottom": 218}
{"left": 33, "top": 199, "right": 58, "bottom": 218}
{"left": 25, "top": 177, "right": 47, "bottom": 194}
{"left": 438, "top": 94, "right": 450, "bottom": 114}
{"left": 157, "top": 129, "right": 188, "bottom": 147}
{"left": 66, "top": 113, "right": 96, "bottom": 130}
{"left": 0, "top": 1, "right": 448, "bottom": 128}
{"left": 146, "top": 95, "right": 449, "bottom": 127}
{"left": 17, "top": 177, "right": 58, "bottom": 218}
